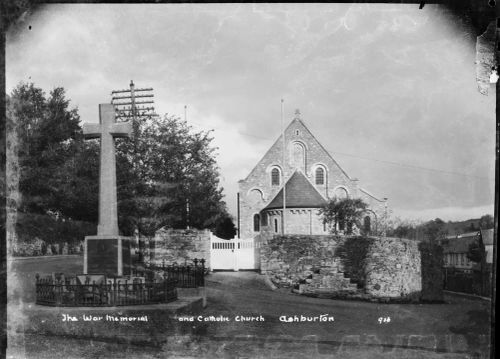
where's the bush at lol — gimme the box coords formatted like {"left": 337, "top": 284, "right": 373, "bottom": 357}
{"left": 335, "top": 236, "right": 373, "bottom": 287}
{"left": 16, "top": 212, "right": 96, "bottom": 247}
{"left": 418, "top": 242, "right": 444, "bottom": 301}
{"left": 10, "top": 212, "right": 96, "bottom": 256}
{"left": 11, "top": 239, "right": 45, "bottom": 257}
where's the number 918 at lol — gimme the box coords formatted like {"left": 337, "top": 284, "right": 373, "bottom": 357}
{"left": 378, "top": 316, "right": 391, "bottom": 324}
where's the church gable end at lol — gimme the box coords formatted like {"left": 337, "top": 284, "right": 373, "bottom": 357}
{"left": 238, "top": 110, "right": 385, "bottom": 238}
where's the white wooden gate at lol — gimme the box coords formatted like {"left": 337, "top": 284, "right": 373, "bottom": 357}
{"left": 210, "top": 233, "right": 260, "bottom": 271}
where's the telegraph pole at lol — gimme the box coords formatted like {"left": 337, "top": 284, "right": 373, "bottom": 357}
{"left": 111, "top": 80, "right": 159, "bottom": 166}
{"left": 111, "top": 80, "right": 158, "bottom": 148}
{"left": 111, "top": 80, "right": 158, "bottom": 123}
{"left": 110, "top": 81, "right": 158, "bottom": 263}
{"left": 281, "top": 99, "right": 286, "bottom": 235}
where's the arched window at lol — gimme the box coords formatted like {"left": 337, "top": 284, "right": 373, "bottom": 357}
{"left": 262, "top": 213, "right": 268, "bottom": 226}
{"left": 334, "top": 187, "right": 348, "bottom": 199}
{"left": 271, "top": 168, "right": 280, "bottom": 186}
{"left": 253, "top": 214, "right": 260, "bottom": 232}
{"left": 274, "top": 218, "right": 279, "bottom": 233}
{"left": 248, "top": 189, "right": 263, "bottom": 204}
{"left": 364, "top": 215, "right": 371, "bottom": 234}
{"left": 315, "top": 167, "right": 325, "bottom": 185}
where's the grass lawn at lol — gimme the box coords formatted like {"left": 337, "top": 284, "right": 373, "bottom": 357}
{"left": 8, "top": 255, "right": 84, "bottom": 303}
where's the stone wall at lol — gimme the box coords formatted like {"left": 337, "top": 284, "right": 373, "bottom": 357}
{"left": 364, "top": 237, "right": 422, "bottom": 300}
{"left": 259, "top": 234, "right": 357, "bottom": 292}
{"left": 150, "top": 228, "right": 211, "bottom": 269}
{"left": 260, "top": 208, "right": 328, "bottom": 236}
{"left": 260, "top": 233, "right": 439, "bottom": 302}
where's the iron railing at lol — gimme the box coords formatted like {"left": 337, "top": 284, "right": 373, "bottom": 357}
{"left": 136, "top": 258, "right": 206, "bottom": 288}
{"left": 35, "top": 273, "right": 177, "bottom": 306}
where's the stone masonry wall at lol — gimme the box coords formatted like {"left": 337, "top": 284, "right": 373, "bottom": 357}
{"left": 150, "top": 228, "right": 210, "bottom": 269}
{"left": 260, "top": 208, "right": 328, "bottom": 236}
{"left": 364, "top": 237, "right": 422, "bottom": 299}
{"left": 259, "top": 234, "right": 357, "bottom": 293}
{"left": 260, "top": 233, "right": 432, "bottom": 302}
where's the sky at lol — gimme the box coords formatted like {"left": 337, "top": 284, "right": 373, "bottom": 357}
{"left": 6, "top": 3, "right": 496, "bottom": 222}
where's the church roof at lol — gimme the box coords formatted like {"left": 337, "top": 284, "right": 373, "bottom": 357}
{"left": 263, "top": 171, "right": 327, "bottom": 211}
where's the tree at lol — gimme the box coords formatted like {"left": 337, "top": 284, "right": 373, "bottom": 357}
{"left": 422, "top": 218, "right": 447, "bottom": 243}
{"left": 467, "top": 239, "right": 485, "bottom": 263}
{"left": 319, "top": 198, "right": 368, "bottom": 235}
{"left": 478, "top": 214, "right": 494, "bottom": 229}
{"left": 7, "top": 82, "right": 92, "bottom": 218}
{"left": 466, "top": 231, "right": 488, "bottom": 295}
{"left": 466, "top": 222, "right": 478, "bottom": 232}
{"left": 392, "top": 223, "right": 417, "bottom": 239}
{"left": 386, "top": 217, "right": 427, "bottom": 240}
{"left": 213, "top": 215, "right": 237, "bottom": 239}
{"left": 116, "top": 114, "right": 228, "bottom": 236}
{"left": 8, "top": 81, "right": 230, "bottom": 243}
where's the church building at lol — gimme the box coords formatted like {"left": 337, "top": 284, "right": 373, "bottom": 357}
{"left": 238, "top": 110, "right": 387, "bottom": 239}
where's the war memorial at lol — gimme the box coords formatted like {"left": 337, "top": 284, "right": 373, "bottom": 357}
{"left": 31, "top": 104, "right": 205, "bottom": 324}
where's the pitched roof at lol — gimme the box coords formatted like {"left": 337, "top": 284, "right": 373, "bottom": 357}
{"left": 263, "top": 170, "right": 327, "bottom": 210}
{"left": 359, "top": 187, "right": 385, "bottom": 202}
{"left": 440, "top": 229, "right": 494, "bottom": 252}
{"left": 439, "top": 236, "right": 478, "bottom": 253}
{"left": 444, "top": 230, "right": 494, "bottom": 244}
{"left": 445, "top": 231, "right": 480, "bottom": 240}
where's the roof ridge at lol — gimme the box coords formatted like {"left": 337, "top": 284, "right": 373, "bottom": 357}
{"left": 240, "top": 119, "right": 299, "bottom": 182}
{"left": 359, "top": 187, "right": 385, "bottom": 202}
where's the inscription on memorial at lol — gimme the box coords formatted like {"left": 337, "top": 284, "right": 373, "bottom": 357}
{"left": 87, "top": 239, "right": 118, "bottom": 275}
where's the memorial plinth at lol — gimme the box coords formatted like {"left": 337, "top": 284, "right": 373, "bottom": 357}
{"left": 84, "top": 236, "right": 131, "bottom": 276}
{"left": 83, "top": 104, "right": 133, "bottom": 276}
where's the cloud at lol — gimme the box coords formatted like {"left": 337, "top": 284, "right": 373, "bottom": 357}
{"left": 6, "top": 3, "right": 495, "bottom": 221}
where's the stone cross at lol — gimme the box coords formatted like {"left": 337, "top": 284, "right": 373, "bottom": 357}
{"left": 83, "top": 104, "right": 132, "bottom": 236}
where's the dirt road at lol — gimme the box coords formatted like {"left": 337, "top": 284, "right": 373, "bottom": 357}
{"left": 10, "top": 257, "right": 492, "bottom": 358}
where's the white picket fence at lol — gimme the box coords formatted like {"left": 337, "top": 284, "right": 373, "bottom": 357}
{"left": 209, "top": 233, "right": 260, "bottom": 271}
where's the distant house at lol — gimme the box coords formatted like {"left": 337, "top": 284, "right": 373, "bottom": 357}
{"left": 439, "top": 229, "right": 494, "bottom": 273}
{"left": 439, "top": 232, "right": 478, "bottom": 272}
{"left": 480, "top": 228, "right": 494, "bottom": 265}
